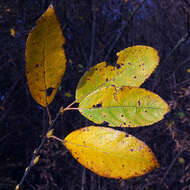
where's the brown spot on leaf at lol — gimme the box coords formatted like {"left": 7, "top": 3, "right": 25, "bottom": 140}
{"left": 35, "top": 64, "right": 39, "bottom": 68}
{"left": 121, "top": 114, "right": 124, "bottom": 117}
{"left": 137, "top": 100, "right": 141, "bottom": 106}
{"left": 128, "top": 62, "right": 131, "bottom": 65}
{"left": 130, "top": 149, "right": 134, "bottom": 152}
{"left": 106, "top": 78, "right": 108, "bottom": 82}
{"left": 133, "top": 76, "right": 137, "bottom": 79}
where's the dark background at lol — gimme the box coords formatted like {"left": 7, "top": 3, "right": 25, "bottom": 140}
{"left": 0, "top": 0, "right": 190, "bottom": 189}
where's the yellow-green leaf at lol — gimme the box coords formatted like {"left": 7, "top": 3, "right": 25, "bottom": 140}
{"left": 25, "top": 4, "right": 66, "bottom": 107}
{"left": 63, "top": 126, "right": 160, "bottom": 179}
{"left": 76, "top": 46, "right": 159, "bottom": 102}
{"left": 79, "top": 86, "right": 169, "bottom": 127}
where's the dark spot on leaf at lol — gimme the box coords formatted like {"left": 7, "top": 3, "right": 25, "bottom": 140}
{"left": 125, "top": 134, "right": 129, "bottom": 138}
{"left": 142, "top": 63, "right": 144, "bottom": 66}
{"left": 116, "top": 64, "right": 121, "bottom": 69}
{"left": 130, "top": 149, "right": 134, "bottom": 152}
{"left": 128, "top": 125, "right": 131, "bottom": 127}
{"left": 123, "top": 122, "right": 126, "bottom": 125}
{"left": 35, "top": 64, "right": 39, "bottom": 68}
{"left": 121, "top": 63, "right": 124, "bottom": 66}
{"left": 122, "top": 164, "right": 125, "bottom": 168}
{"left": 139, "top": 64, "right": 141, "bottom": 67}
{"left": 128, "top": 62, "right": 131, "bottom": 65}
{"left": 138, "top": 100, "right": 141, "bottom": 106}
{"left": 121, "top": 114, "right": 124, "bottom": 117}
{"left": 76, "top": 157, "right": 79, "bottom": 160}
{"left": 93, "top": 103, "right": 102, "bottom": 108}
{"left": 145, "top": 110, "right": 147, "bottom": 112}
{"left": 120, "top": 87, "right": 124, "bottom": 91}
{"left": 46, "top": 87, "right": 54, "bottom": 96}
{"left": 89, "top": 115, "right": 92, "bottom": 118}
{"left": 106, "top": 78, "right": 108, "bottom": 82}
{"left": 133, "top": 76, "right": 137, "bottom": 79}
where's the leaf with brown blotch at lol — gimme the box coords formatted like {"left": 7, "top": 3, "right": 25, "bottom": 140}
{"left": 25, "top": 4, "right": 66, "bottom": 107}
{"left": 76, "top": 46, "right": 159, "bottom": 103}
{"left": 63, "top": 126, "right": 160, "bottom": 179}
{"left": 79, "top": 86, "right": 169, "bottom": 127}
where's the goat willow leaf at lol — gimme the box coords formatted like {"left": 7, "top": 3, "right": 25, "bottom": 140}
{"left": 25, "top": 4, "right": 66, "bottom": 107}
{"left": 63, "top": 126, "right": 160, "bottom": 179}
{"left": 76, "top": 46, "right": 159, "bottom": 102}
{"left": 79, "top": 86, "right": 169, "bottom": 127}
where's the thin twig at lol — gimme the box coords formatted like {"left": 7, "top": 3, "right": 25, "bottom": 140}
{"left": 152, "top": 32, "right": 190, "bottom": 91}
{"left": 161, "top": 32, "right": 190, "bottom": 66}
{"left": 160, "top": 151, "right": 181, "bottom": 185}
{"left": 16, "top": 106, "right": 62, "bottom": 189}
{"left": 81, "top": 167, "right": 86, "bottom": 190}
{"left": 105, "top": 0, "right": 146, "bottom": 60}
{"left": 88, "top": 0, "right": 97, "bottom": 69}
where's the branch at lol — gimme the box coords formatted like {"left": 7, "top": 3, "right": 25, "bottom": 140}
{"left": 105, "top": 0, "right": 146, "bottom": 60}
{"left": 88, "top": 0, "right": 97, "bottom": 69}
{"left": 16, "top": 105, "right": 63, "bottom": 190}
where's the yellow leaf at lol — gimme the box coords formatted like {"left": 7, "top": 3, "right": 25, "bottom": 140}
{"left": 64, "top": 126, "right": 160, "bottom": 179}
{"left": 187, "top": 68, "right": 190, "bottom": 73}
{"left": 46, "top": 129, "right": 54, "bottom": 138}
{"left": 10, "top": 28, "right": 15, "bottom": 37}
{"left": 79, "top": 86, "right": 169, "bottom": 127}
{"left": 33, "top": 155, "right": 40, "bottom": 165}
{"left": 25, "top": 4, "right": 66, "bottom": 107}
{"left": 76, "top": 46, "right": 159, "bottom": 102}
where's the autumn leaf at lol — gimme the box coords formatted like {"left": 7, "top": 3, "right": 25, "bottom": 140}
{"left": 79, "top": 86, "right": 169, "bottom": 127}
{"left": 63, "top": 126, "right": 160, "bottom": 179}
{"left": 76, "top": 46, "right": 159, "bottom": 102}
{"left": 25, "top": 4, "right": 66, "bottom": 107}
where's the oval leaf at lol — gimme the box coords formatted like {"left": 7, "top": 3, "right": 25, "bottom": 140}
{"left": 25, "top": 5, "right": 66, "bottom": 107}
{"left": 63, "top": 126, "right": 160, "bottom": 179}
{"left": 79, "top": 86, "right": 169, "bottom": 127}
{"left": 76, "top": 46, "right": 159, "bottom": 102}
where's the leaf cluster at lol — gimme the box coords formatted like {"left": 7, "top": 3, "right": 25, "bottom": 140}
{"left": 17, "top": 4, "right": 170, "bottom": 190}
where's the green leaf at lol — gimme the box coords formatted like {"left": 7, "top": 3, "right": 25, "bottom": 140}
{"left": 76, "top": 46, "right": 159, "bottom": 102}
{"left": 79, "top": 86, "right": 169, "bottom": 127}
{"left": 63, "top": 126, "right": 160, "bottom": 179}
{"left": 25, "top": 5, "right": 66, "bottom": 107}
